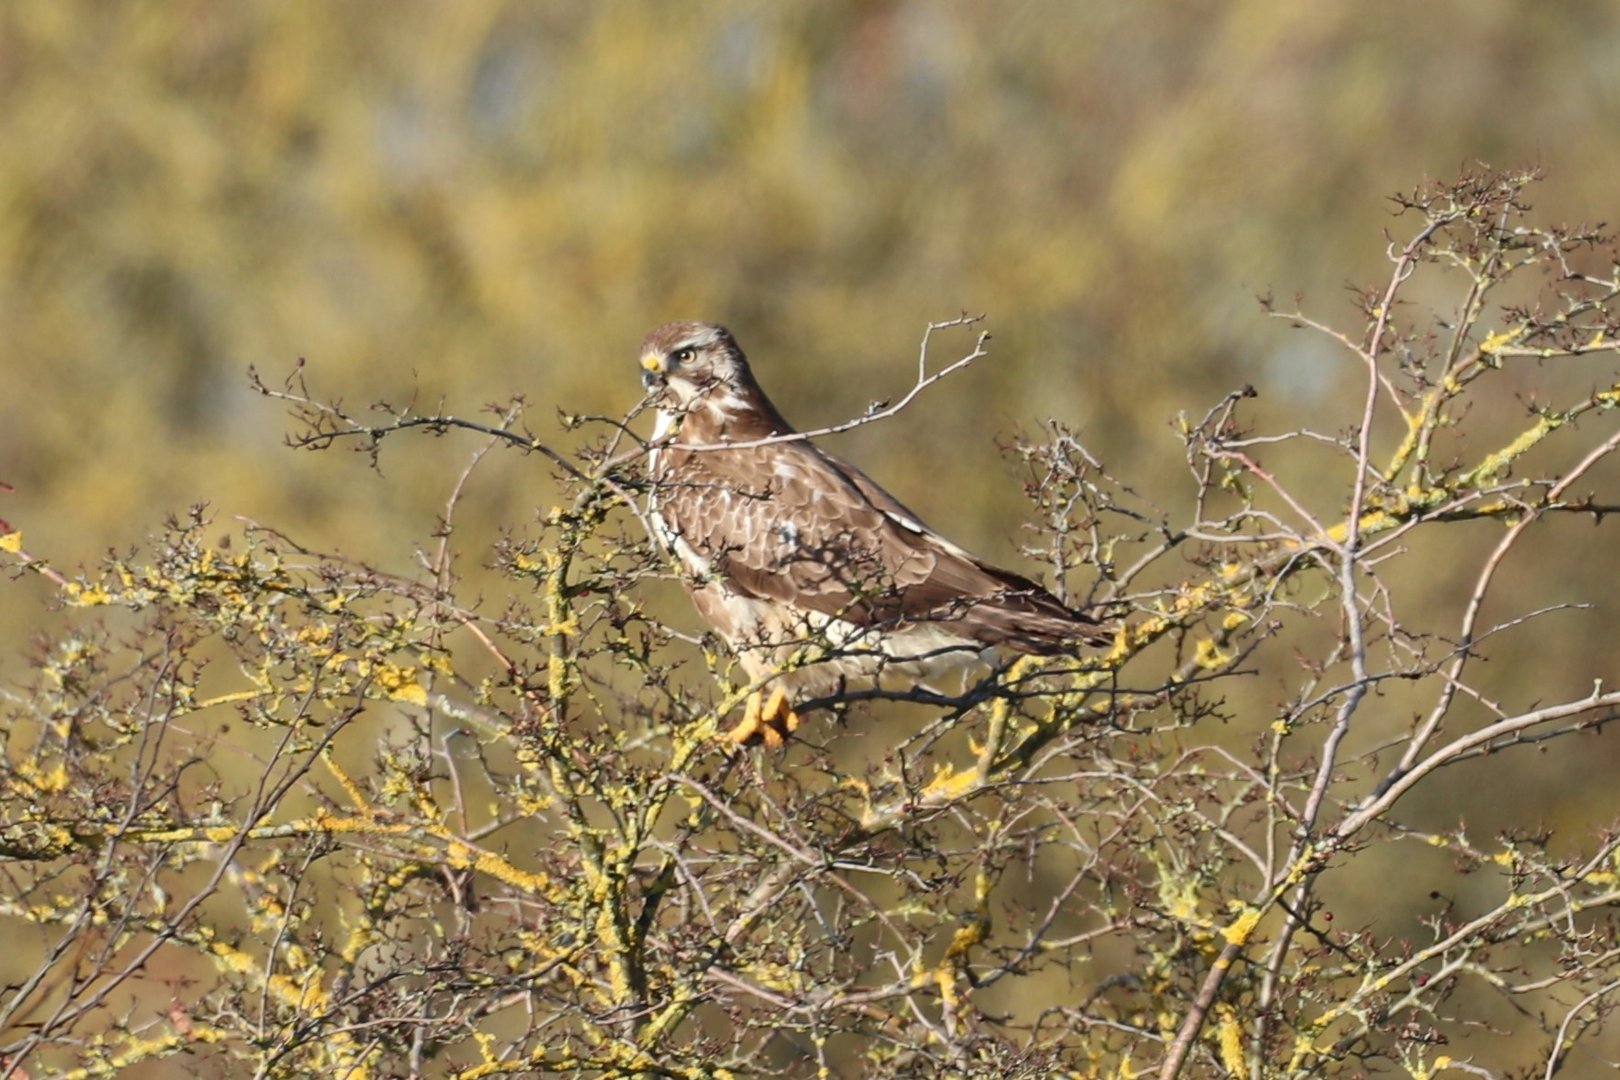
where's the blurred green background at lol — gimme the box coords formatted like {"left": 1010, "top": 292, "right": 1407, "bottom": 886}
{"left": 4, "top": 2, "right": 1620, "bottom": 1071}
{"left": 8, "top": 0, "right": 1620, "bottom": 821}
{"left": 5, "top": 0, "right": 1620, "bottom": 933}
{"left": 6, "top": 0, "right": 1620, "bottom": 578}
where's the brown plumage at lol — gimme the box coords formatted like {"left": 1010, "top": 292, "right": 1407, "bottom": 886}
{"left": 639, "top": 320, "right": 1106, "bottom": 743}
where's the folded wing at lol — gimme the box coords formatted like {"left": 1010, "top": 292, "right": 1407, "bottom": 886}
{"left": 656, "top": 437, "right": 1106, "bottom": 654}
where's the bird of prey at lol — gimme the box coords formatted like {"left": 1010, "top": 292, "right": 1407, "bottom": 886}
{"left": 638, "top": 320, "right": 1107, "bottom": 747}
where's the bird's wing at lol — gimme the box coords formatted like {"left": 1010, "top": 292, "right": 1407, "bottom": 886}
{"left": 832, "top": 452, "right": 1109, "bottom": 650}
{"left": 657, "top": 437, "right": 1103, "bottom": 651}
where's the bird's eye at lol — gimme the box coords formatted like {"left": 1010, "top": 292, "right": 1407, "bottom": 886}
{"left": 672, "top": 346, "right": 695, "bottom": 364}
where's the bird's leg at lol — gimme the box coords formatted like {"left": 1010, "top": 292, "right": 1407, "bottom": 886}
{"left": 757, "top": 686, "right": 801, "bottom": 748}
{"left": 725, "top": 692, "right": 765, "bottom": 746}
{"left": 725, "top": 687, "right": 801, "bottom": 749}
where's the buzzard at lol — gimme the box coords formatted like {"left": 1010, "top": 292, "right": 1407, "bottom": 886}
{"left": 639, "top": 321, "right": 1107, "bottom": 747}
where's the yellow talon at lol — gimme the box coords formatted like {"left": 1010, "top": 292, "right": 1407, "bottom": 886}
{"left": 760, "top": 686, "right": 800, "bottom": 733}
{"left": 724, "top": 687, "right": 801, "bottom": 748}
{"left": 726, "top": 692, "right": 764, "bottom": 746}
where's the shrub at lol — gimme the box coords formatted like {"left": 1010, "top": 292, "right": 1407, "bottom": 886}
{"left": 4, "top": 168, "right": 1619, "bottom": 1078}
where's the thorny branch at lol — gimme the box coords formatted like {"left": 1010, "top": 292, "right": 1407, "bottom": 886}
{"left": 4, "top": 171, "right": 1620, "bottom": 1078}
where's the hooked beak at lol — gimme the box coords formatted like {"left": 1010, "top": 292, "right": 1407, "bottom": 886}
{"left": 640, "top": 353, "right": 666, "bottom": 392}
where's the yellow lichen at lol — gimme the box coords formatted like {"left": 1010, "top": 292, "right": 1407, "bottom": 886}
{"left": 1215, "top": 1004, "right": 1246, "bottom": 1076}
{"left": 1222, "top": 904, "right": 1262, "bottom": 946}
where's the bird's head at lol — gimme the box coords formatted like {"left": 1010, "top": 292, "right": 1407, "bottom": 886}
{"left": 637, "top": 321, "right": 793, "bottom": 441}
{"left": 638, "top": 321, "right": 749, "bottom": 408}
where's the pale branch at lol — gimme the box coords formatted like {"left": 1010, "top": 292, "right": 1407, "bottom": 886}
{"left": 643, "top": 317, "right": 992, "bottom": 455}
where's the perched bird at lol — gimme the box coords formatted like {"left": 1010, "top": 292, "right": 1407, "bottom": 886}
{"left": 639, "top": 320, "right": 1107, "bottom": 746}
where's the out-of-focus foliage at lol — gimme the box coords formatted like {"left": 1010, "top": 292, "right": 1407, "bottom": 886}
{"left": 5, "top": 2, "right": 1620, "bottom": 567}
{"left": 3, "top": 2, "right": 1620, "bottom": 1075}
{"left": 7, "top": 0, "right": 1620, "bottom": 767}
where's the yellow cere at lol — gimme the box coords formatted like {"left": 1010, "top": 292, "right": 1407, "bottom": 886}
{"left": 641, "top": 353, "right": 666, "bottom": 373}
